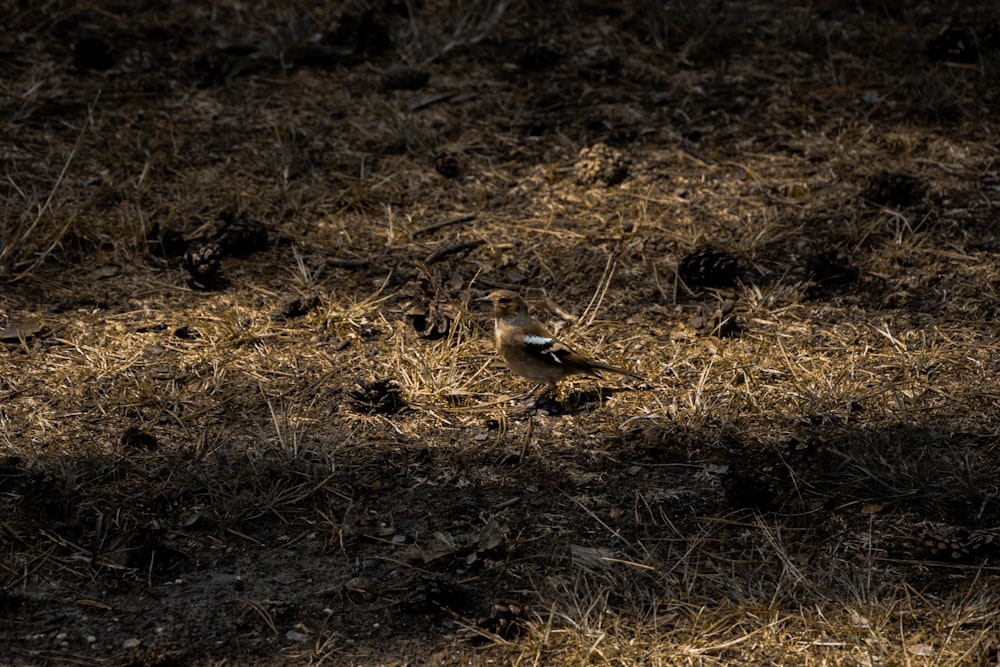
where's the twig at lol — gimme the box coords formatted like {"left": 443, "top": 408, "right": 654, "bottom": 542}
{"left": 425, "top": 239, "right": 484, "bottom": 264}
{"left": 235, "top": 598, "right": 279, "bottom": 636}
{"left": 580, "top": 255, "right": 616, "bottom": 328}
{"left": 650, "top": 259, "right": 672, "bottom": 304}
{"left": 681, "top": 145, "right": 715, "bottom": 165}
{"left": 6, "top": 92, "right": 100, "bottom": 280}
{"left": 544, "top": 296, "right": 578, "bottom": 323}
{"left": 326, "top": 257, "right": 369, "bottom": 269}
{"left": 561, "top": 489, "right": 634, "bottom": 549}
{"left": 409, "top": 90, "right": 460, "bottom": 112}
{"left": 414, "top": 213, "right": 476, "bottom": 236}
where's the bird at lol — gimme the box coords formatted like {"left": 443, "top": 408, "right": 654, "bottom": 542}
{"left": 486, "top": 289, "right": 643, "bottom": 395}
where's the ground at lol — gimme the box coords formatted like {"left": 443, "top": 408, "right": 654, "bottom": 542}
{"left": 2, "top": 1, "right": 1000, "bottom": 665}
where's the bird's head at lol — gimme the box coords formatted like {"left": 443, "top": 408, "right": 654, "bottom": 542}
{"left": 486, "top": 290, "right": 525, "bottom": 319}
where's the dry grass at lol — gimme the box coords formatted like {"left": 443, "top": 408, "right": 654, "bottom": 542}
{"left": 3, "top": 0, "right": 1000, "bottom": 665}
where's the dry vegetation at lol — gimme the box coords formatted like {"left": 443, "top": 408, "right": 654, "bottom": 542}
{"left": 3, "top": 0, "right": 1000, "bottom": 665}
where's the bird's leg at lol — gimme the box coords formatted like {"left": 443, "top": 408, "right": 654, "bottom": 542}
{"left": 508, "top": 384, "right": 543, "bottom": 407}
{"left": 524, "top": 383, "right": 546, "bottom": 398}
{"left": 526, "top": 382, "right": 558, "bottom": 396}
{"left": 523, "top": 381, "right": 561, "bottom": 410}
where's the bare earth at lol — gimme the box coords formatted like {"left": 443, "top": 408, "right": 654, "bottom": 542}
{"left": 3, "top": 1, "right": 1000, "bottom": 665}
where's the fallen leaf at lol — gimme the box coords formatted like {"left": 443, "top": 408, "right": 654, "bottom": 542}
{"left": 0, "top": 319, "right": 44, "bottom": 343}
{"left": 477, "top": 520, "right": 508, "bottom": 551}
{"left": 907, "top": 643, "right": 934, "bottom": 657}
{"left": 87, "top": 264, "right": 120, "bottom": 279}
{"left": 404, "top": 531, "right": 458, "bottom": 563}
{"left": 570, "top": 544, "right": 615, "bottom": 568}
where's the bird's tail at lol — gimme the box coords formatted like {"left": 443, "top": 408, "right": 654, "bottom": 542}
{"left": 589, "top": 362, "right": 644, "bottom": 381}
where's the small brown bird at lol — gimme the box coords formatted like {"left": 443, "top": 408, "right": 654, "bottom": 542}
{"left": 487, "top": 290, "right": 643, "bottom": 395}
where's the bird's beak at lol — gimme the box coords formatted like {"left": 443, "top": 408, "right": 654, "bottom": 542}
{"left": 475, "top": 294, "right": 492, "bottom": 302}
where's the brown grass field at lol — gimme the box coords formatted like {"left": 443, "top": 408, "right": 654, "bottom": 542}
{"left": 3, "top": 1, "right": 1000, "bottom": 665}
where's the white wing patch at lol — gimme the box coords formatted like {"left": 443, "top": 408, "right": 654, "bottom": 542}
{"left": 523, "top": 334, "right": 564, "bottom": 364}
{"left": 523, "top": 334, "right": 553, "bottom": 346}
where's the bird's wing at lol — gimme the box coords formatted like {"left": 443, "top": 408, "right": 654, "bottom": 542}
{"left": 521, "top": 334, "right": 603, "bottom": 376}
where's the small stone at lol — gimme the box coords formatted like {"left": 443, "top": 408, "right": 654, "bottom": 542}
{"left": 286, "top": 630, "right": 308, "bottom": 643}
{"left": 650, "top": 91, "right": 672, "bottom": 105}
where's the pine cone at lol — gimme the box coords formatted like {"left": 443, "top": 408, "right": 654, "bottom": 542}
{"left": 182, "top": 243, "right": 223, "bottom": 290}
{"left": 212, "top": 215, "right": 268, "bottom": 255}
{"left": 918, "top": 523, "right": 998, "bottom": 563}
{"left": 349, "top": 378, "right": 406, "bottom": 415}
{"left": 863, "top": 171, "right": 924, "bottom": 207}
{"left": 574, "top": 142, "right": 629, "bottom": 186}
{"left": 678, "top": 247, "right": 742, "bottom": 287}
